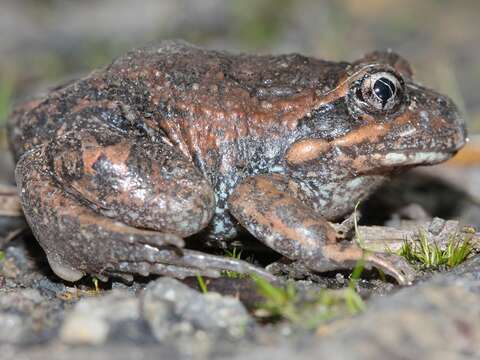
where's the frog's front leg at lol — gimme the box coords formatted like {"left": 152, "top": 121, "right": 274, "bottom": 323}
{"left": 15, "top": 122, "right": 274, "bottom": 282}
{"left": 228, "top": 175, "right": 415, "bottom": 285}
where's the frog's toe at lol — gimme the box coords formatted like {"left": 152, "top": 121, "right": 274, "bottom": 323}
{"left": 128, "top": 245, "right": 277, "bottom": 281}
{"left": 180, "top": 249, "right": 277, "bottom": 281}
{"left": 46, "top": 253, "right": 85, "bottom": 282}
{"left": 115, "top": 261, "right": 221, "bottom": 279}
{"left": 305, "top": 243, "right": 416, "bottom": 285}
{"left": 124, "top": 230, "right": 184, "bottom": 248}
{"left": 363, "top": 252, "right": 416, "bottom": 286}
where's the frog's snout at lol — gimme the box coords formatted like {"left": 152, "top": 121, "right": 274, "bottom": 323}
{"left": 433, "top": 100, "right": 467, "bottom": 154}
{"left": 372, "top": 84, "right": 468, "bottom": 169}
{"left": 406, "top": 84, "right": 468, "bottom": 155}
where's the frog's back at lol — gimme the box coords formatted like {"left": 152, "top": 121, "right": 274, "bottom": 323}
{"left": 8, "top": 40, "right": 348, "bottom": 163}
{"left": 102, "top": 41, "right": 350, "bottom": 178}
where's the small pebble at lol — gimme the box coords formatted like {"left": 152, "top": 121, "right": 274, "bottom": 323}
{"left": 335, "top": 273, "right": 345, "bottom": 284}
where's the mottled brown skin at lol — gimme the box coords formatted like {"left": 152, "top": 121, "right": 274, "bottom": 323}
{"left": 8, "top": 41, "right": 466, "bottom": 284}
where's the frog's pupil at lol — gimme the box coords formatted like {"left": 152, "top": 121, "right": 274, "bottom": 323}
{"left": 373, "top": 77, "right": 395, "bottom": 107}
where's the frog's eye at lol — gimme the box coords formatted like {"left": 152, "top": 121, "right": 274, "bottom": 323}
{"left": 358, "top": 71, "right": 404, "bottom": 112}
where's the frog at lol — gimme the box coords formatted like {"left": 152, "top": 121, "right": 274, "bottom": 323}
{"left": 7, "top": 40, "right": 466, "bottom": 285}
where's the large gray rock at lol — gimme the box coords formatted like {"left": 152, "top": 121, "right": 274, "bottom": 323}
{"left": 141, "top": 278, "right": 251, "bottom": 342}
{"left": 0, "top": 288, "right": 62, "bottom": 344}
{"left": 60, "top": 290, "right": 141, "bottom": 345}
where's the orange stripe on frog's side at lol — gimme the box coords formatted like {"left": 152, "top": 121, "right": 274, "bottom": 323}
{"left": 314, "top": 78, "right": 350, "bottom": 107}
{"left": 333, "top": 110, "right": 414, "bottom": 147}
{"left": 332, "top": 123, "right": 389, "bottom": 148}
{"left": 285, "top": 138, "right": 331, "bottom": 165}
{"left": 311, "top": 64, "right": 384, "bottom": 108}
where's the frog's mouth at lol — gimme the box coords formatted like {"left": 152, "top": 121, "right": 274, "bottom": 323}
{"left": 334, "top": 123, "right": 467, "bottom": 175}
{"left": 374, "top": 148, "right": 464, "bottom": 168}
{"left": 286, "top": 120, "right": 466, "bottom": 172}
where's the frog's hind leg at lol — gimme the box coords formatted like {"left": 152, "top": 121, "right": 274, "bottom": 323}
{"left": 15, "top": 134, "right": 274, "bottom": 282}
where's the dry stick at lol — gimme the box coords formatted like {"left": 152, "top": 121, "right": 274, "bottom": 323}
{"left": 0, "top": 185, "right": 27, "bottom": 248}
{"left": 355, "top": 221, "right": 480, "bottom": 253}
{"left": 0, "top": 184, "right": 23, "bottom": 217}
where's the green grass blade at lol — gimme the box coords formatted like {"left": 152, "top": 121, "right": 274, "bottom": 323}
{"left": 196, "top": 274, "right": 208, "bottom": 294}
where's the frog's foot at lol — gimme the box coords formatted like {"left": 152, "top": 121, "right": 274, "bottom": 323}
{"left": 113, "top": 248, "right": 276, "bottom": 281}
{"left": 305, "top": 243, "right": 416, "bottom": 285}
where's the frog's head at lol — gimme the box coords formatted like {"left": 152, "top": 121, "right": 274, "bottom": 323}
{"left": 285, "top": 51, "right": 467, "bottom": 181}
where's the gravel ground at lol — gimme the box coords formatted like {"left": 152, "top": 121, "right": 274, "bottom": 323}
{"left": 1, "top": 233, "right": 480, "bottom": 359}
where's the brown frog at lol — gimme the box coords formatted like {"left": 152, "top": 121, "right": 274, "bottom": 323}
{"left": 7, "top": 40, "right": 466, "bottom": 285}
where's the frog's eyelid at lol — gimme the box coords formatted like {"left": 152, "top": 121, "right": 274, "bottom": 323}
{"left": 317, "top": 63, "right": 397, "bottom": 104}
